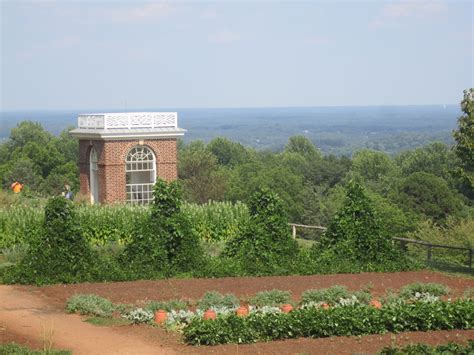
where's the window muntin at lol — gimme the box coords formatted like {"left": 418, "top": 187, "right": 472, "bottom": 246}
{"left": 125, "top": 146, "right": 156, "bottom": 204}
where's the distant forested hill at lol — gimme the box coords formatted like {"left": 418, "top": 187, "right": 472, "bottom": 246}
{"left": 0, "top": 105, "right": 459, "bottom": 155}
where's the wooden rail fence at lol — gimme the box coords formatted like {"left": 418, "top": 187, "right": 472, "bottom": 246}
{"left": 290, "top": 224, "right": 473, "bottom": 270}
{"left": 288, "top": 223, "right": 326, "bottom": 240}
{"left": 392, "top": 237, "right": 473, "bottom": 270}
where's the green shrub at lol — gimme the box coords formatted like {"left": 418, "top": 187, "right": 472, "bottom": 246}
{"left": 379, "top": 340, "right": 474, "bottom": 355}
{"left": 311, "top": 181, "right": 414, "bottom": 272}
{"left": 249, "top": 289, "right": 292, "bottom": 307}
{"left": 0, "top": 342, "right": 71, "bottom": 355}
{"left": 124, "top": 178, "right": 203, "bottom": 275}
{"left": 146, "top": 299, "right": 189, "bottom": 312}
{"left": 225, "top": 188, "right": 299, "bottom": 275}
{"left": 5, "top": 197, "right": 94, "bottom": 284}
{"left": 197, "top": 291, "right": 239, "bottom": 310}
{"left": 183, "top": 299, "right": 474, "bottom": 345}
{"left": 399, "top": 283, "right": 450, "bottom": 299}
{"left": 66, "top": 294, "right": 115, "bottom": 318}
{"left": 407, "top": 218, "right": 474, "bottom": 267}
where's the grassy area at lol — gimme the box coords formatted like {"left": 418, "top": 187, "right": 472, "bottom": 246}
{"left": 0, "top": 343, "right": 71, "bottom": 355}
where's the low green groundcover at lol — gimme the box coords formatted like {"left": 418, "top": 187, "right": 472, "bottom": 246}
{"left": 0, "top": 343, "right": 71, "bottom": 355}
{"left": 379, "top": 340, "right": 474, "bottom": 355}
{"left": 183, "top": 300, "right": 474, "bottom": 345}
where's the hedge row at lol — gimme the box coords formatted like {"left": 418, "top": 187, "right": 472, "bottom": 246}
{"left": 183, "top": 300, "right": 474, "bottom": 345}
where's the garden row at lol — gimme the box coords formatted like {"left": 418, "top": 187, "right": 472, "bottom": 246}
{"left": 2, "top": 179, "right": 417, "bottom": 285}
{"left": 64, "top": 282, "right": 473, "bottom": 346}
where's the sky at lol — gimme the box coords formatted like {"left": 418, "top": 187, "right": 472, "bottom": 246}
{"left": 1, "top": 0, "right": 473, "bottom": 111}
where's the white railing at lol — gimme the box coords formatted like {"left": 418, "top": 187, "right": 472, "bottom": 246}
{"left": 78, "top": 112, "right": 178, "bottom": 130}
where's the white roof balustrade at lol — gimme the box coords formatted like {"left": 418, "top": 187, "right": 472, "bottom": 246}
{"left": 70, "top": 112, "right": 185, "bottom": 140}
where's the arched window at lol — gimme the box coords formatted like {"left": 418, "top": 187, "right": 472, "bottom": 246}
{"left": 125, "top": 146, "right": 156, "bottom": 204}
{"left": 90, "top": 147, "right": 99, "bottom": 204}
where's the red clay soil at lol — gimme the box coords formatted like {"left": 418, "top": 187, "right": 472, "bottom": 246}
{"left": 1, "top": 270, "right": 473, "bottom": 354}
{"left": 25, "top": 270, "right": 474, "bottom": 307}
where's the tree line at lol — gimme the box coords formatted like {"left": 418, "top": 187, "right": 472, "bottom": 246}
{"left": 1, "top": 90, "right": 472, "bottom": 237}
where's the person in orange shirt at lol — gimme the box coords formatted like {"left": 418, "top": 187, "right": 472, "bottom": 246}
{"left": 11, "top": 181, "right": 23, "bottom": 193}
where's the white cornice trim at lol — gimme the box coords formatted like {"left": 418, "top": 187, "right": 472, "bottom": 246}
{"left": 70, "top": 129, "right": 185, "bottom": 141}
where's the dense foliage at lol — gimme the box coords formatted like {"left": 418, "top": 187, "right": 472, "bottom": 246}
{"left": 5, "top": 197, "right": 93, "bottom": 284}
{"left": 453, "top": 88, "right": 474, "bottom": 195}
{"left": 0, "top": 122, "right": 78, "bottom": 194}
{"left": 183, "top": 299, "right": 473, "bottom": 345}
{"left": 1, "top": 89, "right": 473, "bottom": 282}
{"left": 225, "top": 188, "right": 299, "bottom": 274}
{"left": 311, "top": 181, "right": 412, "bottom": 272}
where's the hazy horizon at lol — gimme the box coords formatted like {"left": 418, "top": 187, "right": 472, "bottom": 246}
{"left": 2, "top": 1, "right": 472, "bottom": 111}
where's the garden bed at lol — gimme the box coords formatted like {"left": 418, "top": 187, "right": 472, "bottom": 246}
{"left": 4, "top": 270, "right": 474, "bottom": 354}
{"left": 24, "top": 270, "right": 472, "bottom": 308}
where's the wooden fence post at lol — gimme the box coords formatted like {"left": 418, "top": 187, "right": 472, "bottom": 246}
{"left": 292, "top": 225, "right": 296, "bottom": 239}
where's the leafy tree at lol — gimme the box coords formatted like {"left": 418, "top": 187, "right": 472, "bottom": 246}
{"left": 352, "top": 149, "right": 399, "bottom": 183}
{"left": 453, "top": 88, "right": 474, "bottom": 193}
{"left": 0, "top": 121, "right": 79, "bottom": 195}
{"left": 7, "top": 121, "right": 52, "bottom": 152}
{"left": 395, "top": 172, "right": 465, "bottom": 222}
{"left": 396, "top": 142, "right": 458, "bottom": 183}
{"left": 207, "top": 137, "right": 250, "bottom": 167}
{"left": 225, "top": 188, "right": 299, "bottom": 274}
{"left": 2, "top": 157, "right": 43, "bottom": 191}
{"left": 179, "top": 141, "right": 226, "bottom": 203}
{"left": 226, "top": 157, "right": 305, "bottom": 221}
{"left": 310, "top": 154, "right": 352, "bottom": 187}
{"left": 285, "top": 135, "right": 321, "bottom": 159}
{"left": 179, "top": 141, "right": 227, "bottom": 203}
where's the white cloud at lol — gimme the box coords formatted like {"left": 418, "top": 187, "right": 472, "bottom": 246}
{"left": 370, "top": 1, "right": 447, "bottom": 28}
{"left": 208, "top": 31, "right": 241, "bottom": 44}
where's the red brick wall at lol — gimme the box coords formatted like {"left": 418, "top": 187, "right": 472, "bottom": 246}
{"left": 78, "top": 138, "right": 178, "bottom": 204}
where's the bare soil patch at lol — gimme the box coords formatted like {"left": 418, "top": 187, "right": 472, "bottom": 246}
{"left": 1, "top": 270, "right": 473, "bottom": 354}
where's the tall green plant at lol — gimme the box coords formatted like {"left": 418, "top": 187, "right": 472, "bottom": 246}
{"left": 123, "top": 178, "right": 203, "bottom": 275}
{"left": 312, "top": 181, "right": 410, "bottom": 271}
{"left": 6, "top": 197, "right": 93, "bottom": 284}
{"left": 225, "top": 188, "right": 299, "bottom": 274}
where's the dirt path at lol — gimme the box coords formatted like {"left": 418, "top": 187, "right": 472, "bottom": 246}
{"left": 0, "top": 285, "right": 175, "bottom": 354}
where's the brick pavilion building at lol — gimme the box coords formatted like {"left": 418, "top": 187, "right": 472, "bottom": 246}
{"left": 70, "top": 112, "right": 185, "bottom": 204}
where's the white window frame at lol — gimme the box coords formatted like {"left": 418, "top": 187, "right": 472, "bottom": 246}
{"left": 125, "top": 146, "right": 156, "bottom": 204}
